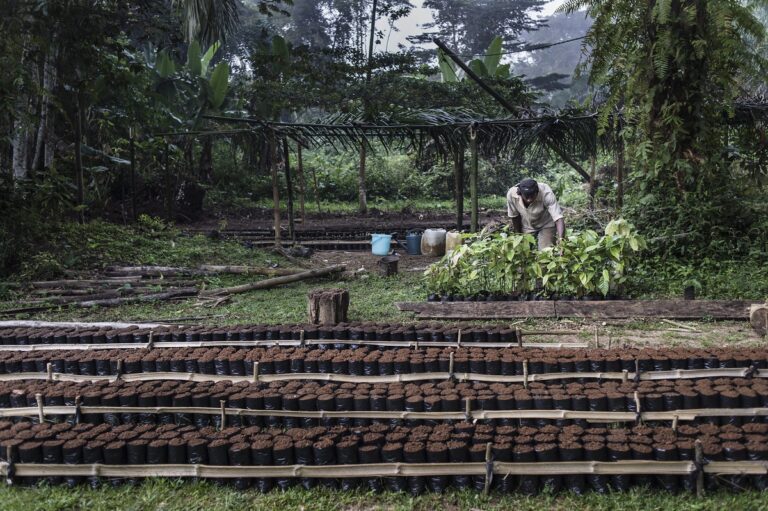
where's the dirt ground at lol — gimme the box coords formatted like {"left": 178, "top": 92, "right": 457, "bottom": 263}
{"left": 311, "top": 249, "right": 441, "bottom": 274}
{"left": 187, "top": 208, "right": 506, "bottom": 233}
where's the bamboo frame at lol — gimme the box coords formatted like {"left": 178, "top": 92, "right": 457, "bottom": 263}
{"left": 0, "top": 460, "right": 764, "bottom": 479}
{"left": 0, "top": 339, "right": 589, "bottom": 352}
{"left": 0, "top": 404, "right": 765, "bottom": 423}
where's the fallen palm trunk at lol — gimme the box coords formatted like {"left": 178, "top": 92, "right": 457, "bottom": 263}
{"left": 77, "top": 288, "right": 199, "bottom": 308}
{"left": 105, "top": 265, "right": 300, "bottom": 277}
{"left": 200, "top": 265, "right": 346, "bottom": 297}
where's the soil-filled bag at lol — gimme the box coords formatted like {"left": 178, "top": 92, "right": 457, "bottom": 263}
{"left": 513, "top": 444, "right": 538, "bottom": 495}
{"left": 607, "top": 443, "right": 632, "bottom": 491}
{"left": 293, "top": 440, "right": 315, "bottom": 490}
{"left": 403, "top": 442, "right": 427, "bottom": 495}
{"left": 426, "top": 442, "right": 449, "bottom": 493}
{"left": 103, "top": 440, "right": 126, "bottom": 487}
{"left": 448, "top": 441, "right": 471, "bottom": 490}
{"left": 702, "top": 444, "right": 723, "bottom": 491}
{"left": 41, "top": 439, "right": 64, "bottom": 486}
{"left": 100, "top": 393, "right": 121, "bottom": 426}
{"left": 245, "top": 393, "right": 264, "bottom": 428}
{"left": 191, "top": 393, "right": 212, "bottom": 429}
{"left": 147, "top": 439, "right": 168, "bottom": 464}
{"left": 168, "top": 438, "right": 187, "bottom": 464}
{"left": 492, "top": 442, "right": 514, "bottom": 494}
{"left": 251, "top": 439, "right": 274, "bottom": 493}
{"left": 722, "top": 442, "right": 749, "bottom": 490}
{"left": 83, "top": 440, "right": 105, "bottom": 488}
{"left": 17, "top": 441, "right": 41, "bottom": 486}
{"left": 273, "top": 440, "right": 295, "bottom": 491}
{"left": 583, "top": 442, "right": 609, "bottom": 493}
{"left": 535, "top": 443, "right": 561, "bottom": 493}
{"left": 381, "top": 443, "right": 406, "bottom": 492}
{"left": 228, "top": 442, "right": 252, "bottom": 490}
{"left": 747, "top": 442, "right": 768, "bottom": 491}
{"left": 631, "top": 443, "right": 654, "bottom": 488}
{"left": 62, "top": 439, "right": 85, "bottom": 488}
{"left": 312, "top": 438, "right": 337, "bottom": 489}
{"left": 358, "top": 444, "right": 383, "bottom": 493}
{"left": 336, "top": 439, "right": 359, "bottom": 491}
{"left": 469, "top": 443, "right": 489, "bottom": 492}
{"left": 653, "top": 443, "right": 679, "bottom": 493}
{"left": 559, "top": 442, "right": 586, "bottom": 494}
{"left": 187, "top": 438, "right": 208, "bottom": 465}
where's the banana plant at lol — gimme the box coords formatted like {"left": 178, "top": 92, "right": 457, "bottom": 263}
{"left": 438, "top": 36, "right": 512, "bottom": 83}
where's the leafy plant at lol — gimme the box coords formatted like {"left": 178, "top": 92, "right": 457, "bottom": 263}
{"left": 424, "top": 219, "right": 645, "bottom": 298}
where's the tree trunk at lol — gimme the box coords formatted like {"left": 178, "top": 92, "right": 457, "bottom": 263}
{"left": 283, "top": 138, "right": 295, "bottom": 242}
{"left": 308, "top": 288, "right": 349, "bottom": 325}
{"left": 74, "top": 92, "right": 84, "bottom": 223}
{"left": 454, "top": 149, "right": 464, "bottom": 229}
{"left": 358, "top": 141, "right": 368, "bottom": 214}
{"left": 32, "top": 47, "right": 58, "bottom": 172}
{"left": 470, "top": 133, "right": 478, "bottom": 232}
{"left": 270, "top": 134, "right": 281, "bottom": 246}
{"left": 199, "top": 136, "right": 213, "bottom": 183}
{"left": 11, "top": 118, "right": 29, "bottom": 180}
{"left": 296, "top": 143, "right": 306, "bottom": 221}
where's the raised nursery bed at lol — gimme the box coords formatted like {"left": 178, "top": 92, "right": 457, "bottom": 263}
{"left": 0, "top": 419, "right": 765, "bottom": 494}
{"left": 398, "top": 300, "right": 754, "bottom": 320}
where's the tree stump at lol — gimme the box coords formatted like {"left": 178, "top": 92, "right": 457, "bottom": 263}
{"left": 750, "top": 304, "right": 768, "bottom": 337}
{"left": 308, "top": 288, "right": 349, "bottom": 325}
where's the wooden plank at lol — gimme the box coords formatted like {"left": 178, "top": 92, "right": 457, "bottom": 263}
{"left": 397, "top": 300, "right": 752, "bottom": 320}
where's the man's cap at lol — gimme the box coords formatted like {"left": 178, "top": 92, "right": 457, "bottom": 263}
{"left": 517, "top": 179, "right": 539, "bottom": 198}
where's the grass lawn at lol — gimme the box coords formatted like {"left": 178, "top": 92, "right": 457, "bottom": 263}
{"left": 2, "top": 480, "right": 767, "bottom": 511}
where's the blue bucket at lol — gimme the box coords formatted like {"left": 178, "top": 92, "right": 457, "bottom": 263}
{"left": 406, "top": 232, "right": 422, "bottom": 255}
{"left": 371, "top": 233, "right": 392, "bottom": 256}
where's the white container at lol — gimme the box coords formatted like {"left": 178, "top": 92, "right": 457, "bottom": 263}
{"left": 421, "top": 228, "right": 447, "bottom": 257}
{"left": 445, "top": 231, "right": 463, "bottom": 254}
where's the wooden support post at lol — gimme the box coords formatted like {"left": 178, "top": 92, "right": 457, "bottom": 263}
{"left": 129, "top": 127, "right": 137, "bottom": 222}
{"left": 283, "top": 138, "right": 295, "bottom": 242}
{"left": 296, "top": 142, "right": 306, "bottom": 222}
{"left": 694, "top": 439, "right": 704, "bottom": 497}
{"left": 750, "top": 303, "right": 768, "bottom": 336}
{"left": 454, "top": 149, "right": 464, "bottom": 230}
{"left": 308, "top": 288, "right": 349, "bottom": 325}
{"left": 269, "top": 132, "right": 281, "bottom": 246}
{"left": 75, "top": 93, "right": 85, "bottom": 224}
{"left": 309, "top": 149, "right": 322, "bottom": 215}
{"left": 483, "top": 442, "right": 493, "bottom": 496}
{"left": 164, "top": 139, "right": 172, "bottom": 222}
{"left": 469, "top": 126, "right": 479, "bottom": 233}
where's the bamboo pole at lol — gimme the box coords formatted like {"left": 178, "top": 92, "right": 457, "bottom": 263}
{"left": 0, "top": 366, "right": 761, "bottom": 386}
{"left": 469, "top": 126, "right": 478, "bottom": 232}
{"left": 1, "top": 460, "right": 762, "bottom": 480}
{"left": 269, "top": 132, "right": 281, "bottom": 246}
{"left": 283, "top": 138, "right": 295, "bottom": 242}
{"left": 296, "top": 142, "right": 306, "bottom": 221}
{"left": 199, "top": 264, "right": 346, "bottom": 297}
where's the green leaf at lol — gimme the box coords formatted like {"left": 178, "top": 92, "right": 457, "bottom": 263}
{"left": 156, "top": 50, "right": 175, "bottom": 78}
{"left": 272, "top": 35, "right": 289, "bottom": 59}
{"left": 208, "top": 61, "right": 229, "bottom": 109}
{"left": 469, "top": 59, "right": 489, "bottom": 77}
{"left": 495, "top": 63, "right": 511, "bottom": 78}
{"left": 201, "top": 41, "right": 221, "bottom": 76}
{"left": 438, "top": 50, "right": 458, "bottom": 82}
{"left": 187, "top": 41, "right": 202, "bottom": 76}
{"left": 629, "top": 238, "right": 639, "bottom": 251}
{"left": 483, "top": 36, "right": 503, "bottom": 75}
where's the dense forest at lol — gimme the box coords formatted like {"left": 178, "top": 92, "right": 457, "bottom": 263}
{"left": 1, "top": 0, "right": 767, "bottom": 290}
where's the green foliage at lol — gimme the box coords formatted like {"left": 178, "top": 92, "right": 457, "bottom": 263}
{"left": 439, "top": 36, "right": 511, "bottom": 82}
{"left": 425, "top": 219, "right": 645, "bottom": 298}
{"left": 562, "top": 0, "right": 768, "bottom": 257}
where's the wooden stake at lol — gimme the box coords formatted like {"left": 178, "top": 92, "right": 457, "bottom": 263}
{"left": 523, "top": 360, "right": 529, "bottom": 389}
{"left": 253, "top": 362, "right": 260, "bottom": 383}
{"left": 516, "top": 328, "right": 523, "bottom": 348}
{"left": 283, "top": 138, "right": 295, "bottom": 242}
{"left": 269, "top": 132, "right": 281, "bottom": 246}
{"left": 219, "top": 400, "right": 226, "bottom": 430}
{"left": 448, "top": 352, "right": 455, "bottom": 379}
{"left": 46, "top": 363, "right": 52, "bottom": 382}
{"left": 469, "top": 125, "right": 478, "bottom": 233}
{"left": 35, "top": 393, "right": 44, "bottom": 423}
{"left": 295, "top": 142, "right": 306, "bottom": 221}
{"left": 695, "top": 439, "right": 704, "bottom": 497}
{"left": 483, "top": 442, "right": 493, "bottom": 496}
